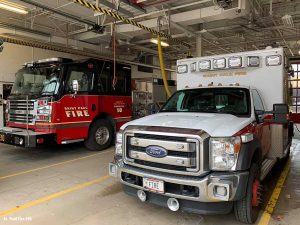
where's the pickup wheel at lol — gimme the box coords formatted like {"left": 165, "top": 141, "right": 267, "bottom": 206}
{"left": 234, "top": 163, "right": 262, "bottom": 224}
{"left": 84, "top": 119, "right": 113, "bottom": 151}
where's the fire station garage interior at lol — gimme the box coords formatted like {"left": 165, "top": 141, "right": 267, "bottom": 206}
{"left": 1, "top": 0, "right": 300, "bottom": 225}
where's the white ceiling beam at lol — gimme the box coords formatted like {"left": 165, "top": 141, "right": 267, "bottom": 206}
{"left": 93, "top": 0, "right": 133, "bottom": 17}
{"left": 73, "top": 31, "right": 107, "bottom": 40}
{"left": 116, "top": 1, "right": 249, "bottom": 36}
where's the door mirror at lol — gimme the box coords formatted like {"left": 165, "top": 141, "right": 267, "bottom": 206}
{"left": 255, "top": 110, "right": 265, "bottom": 123}
{"left": 273, "top": 104, "right": 288, "bottom": 124}
{"left": 72, "top": 80, "right": 79, "bottom": 94}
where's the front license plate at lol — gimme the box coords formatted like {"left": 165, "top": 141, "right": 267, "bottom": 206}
{"left": 143, "top": 178, "right": 164, "bottom": 193}
{"left": 0, "top": 134, "right": 5, "bottom": 142}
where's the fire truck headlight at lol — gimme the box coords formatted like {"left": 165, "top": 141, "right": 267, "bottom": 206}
{"left": 36, "top": 104, "right": 52, "bottom": 122}
{"left": 115, "top": 130, "right": 123, "bottom": 156}
{"left": 209, "top": 136, "right": 241, "bottom": 171}
{"left": 37, "top": 109, "right": 50, "bottom": 114}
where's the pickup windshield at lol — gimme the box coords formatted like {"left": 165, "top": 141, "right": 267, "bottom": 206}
{"left": 11, "top": 66, "right": 61, "bottom": 96}
{"left": 161, "top": 88, "right": 251, "bottom": 117}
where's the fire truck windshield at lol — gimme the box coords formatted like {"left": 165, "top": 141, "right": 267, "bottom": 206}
{"left": 160, "top": 87, "right": 251, "bottom": 117}
{"left": 11, "top": 66, "right": 61, "bottom": 96}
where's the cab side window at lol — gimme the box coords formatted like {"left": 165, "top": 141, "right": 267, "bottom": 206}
{"left": 65, "top": 67, "right": 94, "bottom": 94}
{"left": 252, "top": 89, "right": 265, "bottom": 112}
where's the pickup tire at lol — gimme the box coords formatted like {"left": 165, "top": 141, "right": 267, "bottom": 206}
{"left": 84, "top": 119, "right": 113, "bottom": 151}
{"left": 234, "top": 163, "right": 262, "bottom": 224}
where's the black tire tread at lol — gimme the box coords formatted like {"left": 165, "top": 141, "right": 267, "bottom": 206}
{"left": 234, "top": 163, "right": 260, "bottom": 224}
{"left": 84, "top": 119, "right": 113, "bottom": 151}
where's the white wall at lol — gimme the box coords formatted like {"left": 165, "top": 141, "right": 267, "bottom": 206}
{"left": 131, "top": 66, "right": 165, "bottom": 79}
{"left": 0, "top": 43, "right": 174, "bottom": 82}
{"left": 131, "top": 56, "right": 173, "bottom": 79}
{"left": 0, "top": 43, "right": 84, "bottom": 82}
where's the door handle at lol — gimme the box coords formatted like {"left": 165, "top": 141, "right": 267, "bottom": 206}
{"left": 92, "top": 104, "right": 96, "bottom": 111}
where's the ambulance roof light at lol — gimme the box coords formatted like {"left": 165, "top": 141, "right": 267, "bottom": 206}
{"left": 208, "top": 82, "right": 214, "bottom": 86}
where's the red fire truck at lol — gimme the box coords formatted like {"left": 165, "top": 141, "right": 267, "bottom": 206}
{"left": 0, "top": 57, "right": 132, "bottom": 150}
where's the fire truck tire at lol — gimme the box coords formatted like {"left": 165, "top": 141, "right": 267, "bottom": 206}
{"left": 85, "top": 119, "right": 113, "bottom": 151}
{"left": 234, "top": 163, "right": 261, "bottom": 224}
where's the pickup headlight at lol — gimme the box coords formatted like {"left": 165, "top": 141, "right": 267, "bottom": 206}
{"left": 115, "top": 130, "right": 123, "bottom": 156}
{"left": 209, "top": 136, "right": 241, "bottom": 171}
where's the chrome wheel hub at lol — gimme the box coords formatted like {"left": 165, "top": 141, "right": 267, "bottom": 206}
{"left": 95, "top": 126, "right": 109, "bottom": 145}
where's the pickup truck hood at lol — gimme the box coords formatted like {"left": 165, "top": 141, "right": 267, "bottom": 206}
{"left": 122, "top": 112, "right": 253, "bottom": 137}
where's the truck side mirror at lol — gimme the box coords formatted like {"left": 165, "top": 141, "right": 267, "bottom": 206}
{"left": 273, "top": 104, "right": 288, "bottom": 124}
{"left": 72, "top": 80, "right": 79, "bottom": 94}
{"left": 255, "top": 110, "right": 265, "bottom": 123}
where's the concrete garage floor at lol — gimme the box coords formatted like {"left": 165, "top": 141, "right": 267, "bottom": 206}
{"left": 0, "top": 142, "right": 298, "bottom": 225}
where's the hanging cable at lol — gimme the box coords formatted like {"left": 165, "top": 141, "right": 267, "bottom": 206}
{"left": 111, "top": 0, "right": 120, "bottom": 90}
{"left": 112, "top": 23, "right": 117, "bottom": 90}
{"left": 157, "top": 35, "right": 171, "bottom": 97}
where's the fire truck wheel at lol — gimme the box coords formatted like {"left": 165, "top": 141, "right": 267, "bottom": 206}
{"left": 85, "top": 119, "right": 113, "bottom": 151}
{"left": 234, "top": 163, "right": 262, "bottom": 224}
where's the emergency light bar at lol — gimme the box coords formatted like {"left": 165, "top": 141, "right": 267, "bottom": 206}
{"left": 190, "top": 62, "right": 197, "bottom": 72}
{"left": 177, "top": 53, "right": 282, "bottom": 73}
{"left": 24, "top": 58, "right": 73, "bottom": 67}
{"left": 266, "top": 55, "right": 282, "bottom": 66}
{"left": 177, "top": 65, "right": 188, "bottom": 74}
{"left": 199, "top": 60, "right": 211, "bottom": 71}
{"left": 213, "top": 58, "right": 226, "bottom": 69}
{"left": 247, "top": 56, "right": 260, "bottom": 67}
{"left": 36, "top": 58, "right": 72, "bottom": 64}
{"left": 228, "top": 57, "right": 242, "bottom": 68}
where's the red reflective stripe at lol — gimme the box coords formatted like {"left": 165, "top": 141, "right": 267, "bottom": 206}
{"left": 234, "top": 123, "right": 255, "bottom": 136}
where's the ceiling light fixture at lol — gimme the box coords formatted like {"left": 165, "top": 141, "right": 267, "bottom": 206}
{"left": 0, "top": 1, "right": 28, "bottom": 14}
{"left": 282, "top": 14, "right": 294, "bottom": 27}
{"left": 150, "top": 38, "right": 169, "bottom": 47}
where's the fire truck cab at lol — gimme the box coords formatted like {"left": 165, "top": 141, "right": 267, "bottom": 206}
{"left": 0, "top": 57, "right": 132, "bottom": 150}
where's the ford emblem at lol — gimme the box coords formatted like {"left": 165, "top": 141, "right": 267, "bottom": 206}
{"left": 145, "top": 146, "right": 167, "bottom": 158}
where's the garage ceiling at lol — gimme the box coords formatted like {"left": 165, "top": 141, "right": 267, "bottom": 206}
{"left": 1, "top": 0, "right": 300, "bottom": 64}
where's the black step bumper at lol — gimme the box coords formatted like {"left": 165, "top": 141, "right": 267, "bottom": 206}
{"left": 123, "top": 185, "right": 233, "bottom": 215}
{"left": 0, "top": 127, "right": 53, "bottom": 147}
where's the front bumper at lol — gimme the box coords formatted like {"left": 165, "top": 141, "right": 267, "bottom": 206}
{"left": 109, "top": 161, "right": 249, "bottom": 214}
{"left": 0, "top": 127, "right": 53, "bottom": 147}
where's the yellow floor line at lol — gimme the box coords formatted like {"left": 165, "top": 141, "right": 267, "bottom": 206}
{"left": 258, "top": 160, "right": 291, "bottom": 225}
{"left": 0, "top": 149, "right": 113, "bottom": 181}
{"left": 0, "top": 175, "right": 110, "bottom": 217}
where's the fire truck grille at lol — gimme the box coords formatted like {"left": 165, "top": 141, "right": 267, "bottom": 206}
{"left": 125, "top": 132, "right": 202, "bottom": 176}
{"left": 8, "top": 100, "right": 35, "bottom": 124}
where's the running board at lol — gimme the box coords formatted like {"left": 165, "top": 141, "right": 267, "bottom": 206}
{"left": 260, "top": 158, "right": 277, "bottom": 181}
{"left": 61, "top": 139, "right": 84, "bottom": 144}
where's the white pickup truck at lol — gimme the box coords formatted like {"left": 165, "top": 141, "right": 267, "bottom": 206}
{"left": 109, "top": 47, "right": 293, "bottom": 223}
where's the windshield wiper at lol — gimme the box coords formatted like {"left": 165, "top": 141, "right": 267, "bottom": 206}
{"left": 216, "top": 109, "right": 239, "bottom": 115}
{"left": 41, "top": 91, "right": 54, "bottom": 95}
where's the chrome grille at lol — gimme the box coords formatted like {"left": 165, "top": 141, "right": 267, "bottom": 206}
{"left": 8, "top": 100, "right": 36, "bottom": 124}
{"left": 124, "top": 131, "right": 204, "bottom": 176}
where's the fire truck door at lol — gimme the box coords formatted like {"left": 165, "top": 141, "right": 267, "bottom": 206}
{"left": 58, "top": 65, "right": 97, "bottom": 142}
{"left": 252, "top": 90, "right": 271, "bottom": 156}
